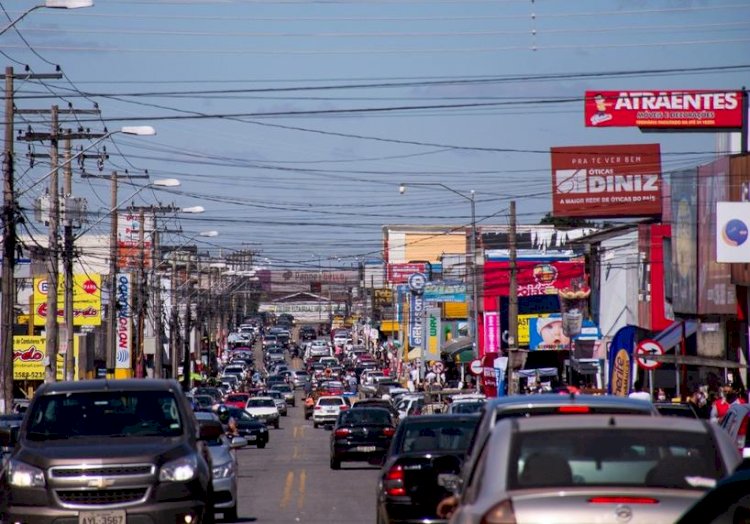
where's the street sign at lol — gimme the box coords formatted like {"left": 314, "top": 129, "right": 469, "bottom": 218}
{"left": 635, "top": 339, "right": 664, "bottom": 370}
{"left": 469, "top": 359, "right": 483, "bottom": 376}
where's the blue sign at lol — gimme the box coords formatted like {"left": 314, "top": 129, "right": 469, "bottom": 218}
{"left": 409, "top": 292, "right": 425, "bottom": 348}
{"left": 423, "top": 281, "right": 467, "bottom": 303}
{"left": 528, "top": 314, "right": 600, "bottom": 350}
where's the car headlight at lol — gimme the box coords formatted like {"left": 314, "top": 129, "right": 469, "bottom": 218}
{"left": 8, "top": 459, "right": 45, "bottom": 488}
{"left": 212, "top": 460, "right": 234, "bottom": 480}
{"left": 260, "top": 427, "right": 268, "bottom": 432}
{"left": 160, "top": 454, "right": 198, "bottom": 482}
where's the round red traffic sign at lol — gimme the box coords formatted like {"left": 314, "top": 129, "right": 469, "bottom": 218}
{"left": 469, "top": 359, "right": 483, "bottom": 376}
{"left": 82, "top": 279, "right": 98, "bottom": 294}
{"left": 636, "top": 339, "right": 664, "bottom": 370}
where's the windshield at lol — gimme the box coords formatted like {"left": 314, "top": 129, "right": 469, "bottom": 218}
{"left": 319, "top": 397, "right": 344, "bottom": 406}
{"left": 26, "top": 391, "right": 183, "bottom": 439}
{"left": 450, "top": 402, "right": 485, "bottom": 414}
{"left": 247, "top": 399, "right": 275, "bottom": 408}
{"left": 508, "top": 429, "right": 724, "bottom": 490}
{"left": 340, "top": 409, "right": 392, "bottom": 426}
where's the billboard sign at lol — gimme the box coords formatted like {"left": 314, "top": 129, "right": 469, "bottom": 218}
{"left": 33, "top": 274, "right": 102, "bottom": 326}
{"left": 117, "top": 212, "right": 153, "bottom": 270}
{"left": 388, "top": 263, "right": 427, "bottom": 284}
{"left": 671, "top": 168, "right": 698, "bottom": 314}
{"left": 584, "top": 90, "right": 743, "bottom": 128}
{"left": 551, "top": 144, "right": 662, "bottom": 218}
{"left": 115, "top": 273, "right": 132, "bottom": 370}
{"left": 717, "top": 202, "right": 750, "bottom": 262}
{"left": 423, "top": 281, "right": 466, "bottom": 303}
{"left": 408, "top": 292, "right": 424, "bottom": 348}
{"left": 424, "top": 307, "right": 441, "bottom": 361}
{"left": 485, "top": 260, "right": 585, "bottom": 298}
{"left": 484, "top": 311, "right": 500, "bottom": 354}
{"left": 13, "top": 336, "right": 77, "bottom": 381}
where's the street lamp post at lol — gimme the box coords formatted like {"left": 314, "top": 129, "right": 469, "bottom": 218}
{"left": 0, "top": 0, "right": 93, "bottom": 37}
{"left": 399, "top": 183, "right": 480, "bottom": 362}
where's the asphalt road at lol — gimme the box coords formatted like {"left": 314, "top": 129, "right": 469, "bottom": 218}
{"left": 231, "top": 337, "right": 380, "bottom": 523}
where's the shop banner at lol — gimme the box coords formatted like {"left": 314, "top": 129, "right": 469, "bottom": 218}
{"left": 584, "top": 90, "right": 743, "bottom": 128}
{"left": 13, "top": 336, "right": 78, "bottom": 381}
{"left": 551, "top": 144, "right": 662, "bottom": 218}
{"left": 408, "top": 292, "right": 424, "bottom": 349}
{"left": 607, "top": 325, "right": 637, "bottom": 396}
{"left": 717, "top": 202, "right": 750, "bottom": 263}
{"left": 494, "top": 356, "right": 509, "bottom": 398}
{"left": 33, "top": 274, "right": 102, "bottom": 326}
{"left": 423, "top": 281, "right": 466, "bottom": 303}
{"left": 117, "top": 212, "right": 153, "bottom": 270}
{"left": 484, "top": 311, "right": 500, "bottom": 354}
{"left": 389, "top": 263, "right": 427, "bottom": 284}
{"left": 485, "top": 260, "right": 585, "bottom": 298}
{"left": 424, "top": 307, "right": 441, "bottom": 362}
{"left": 115, "top": 273, "right": 133, "bottom": 370}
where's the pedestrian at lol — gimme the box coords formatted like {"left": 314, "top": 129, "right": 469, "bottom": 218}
{"left": 628, "top": 380, "right": 652, "bottom": 402}
{"left": 710, "top": 389, "right": 730, "bottom": 423}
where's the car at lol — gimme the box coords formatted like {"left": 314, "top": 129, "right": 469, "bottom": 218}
{"left": 676, "top": 459, "right": 750, "bottom": 523}
{"left": 654, "top": 401, "right": 699, "bottom": 418}
{"left": 313, "top": 395, "right": 348, "bottom": 428}
{"left": 448, "top": 415, "right": 741, "bottom": 524}
{"left": 194, "top": 394, "right": 217, "bottom": 412}
{"left": 330, "top": 407, "right": 396, "bottom": 470}
{"left": 0, "top": 379, "right": 215, "bottom": 524}
{"left": 720, "top": 403, "right": 750, "bottom": 456}
{"left": 193, "top": 386, "right": 224, "bottom": 404}
{"left": 376, "top": 414, "right": 480, "bottom": 524}
{"left": 194, "top": 412, "right": 248, "bottom": 522}
{"left": 333, "top": 330, "right": 351, "bottom": 347}
{"left": 224, "top": 393, "right": 251, "bottom": 410}
{"left": 461, "top": 393, "right": 661, "bottom": 487}
{"left": 395, "top": 394, "right": 425, "bottom": 419}
{"left": 447, "top": 399, "right": 486, "bottom": 415}
{"left": 245, "top": 396, "right": 281, "bottom": 429}
{"left": 299, "top": 326, "right": 317, "bottom": 341}
{"left": 375, "top": 380, "right": 404, "bottom": 399}
{"left": 225, "top": 406, "right": 270, "bottom": 448}
{"left": 308, "top": 341, "right": 332, "bottom": 358}
{"left": 265, "top": 390, "right": 289, "bottom": 416}
{"left": 288, "top": 370, "right": 310, "bottom": 389}
{"left": 272, "top": 383, "right": 296, "bottom": 407}
{"left": 352, "top": 398, "right": 400, "bottom": 422}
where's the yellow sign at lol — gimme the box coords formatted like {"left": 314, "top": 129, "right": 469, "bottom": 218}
{"left": 13, "top": 336, "right": 79, "bottom": 381}
{"left": 611, "top": 349, "right": 632, "bottom": 397}
{"left": 443, "top": 302, "right": 468, "bottom": 319}
{"left": 33, "top": 274, "right": 102, "bottom": 326}
{"left": 518, "top": 314, "right": 551, "bottom": 346}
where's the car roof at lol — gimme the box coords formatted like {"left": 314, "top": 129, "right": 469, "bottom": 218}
{"left": 194, "top": 411, "right": 220, "bottom": 421}
{"left": 485, "top": 393, "right": 658, "bottom": 413}
{"left": 401, "top": 413, "right": 480, "bottom": 424}
{"left": 34, "top": 378, "right": 182, "bottom": 395}
{"left": 500, "top": 413, "right": 710, "bottom": 433}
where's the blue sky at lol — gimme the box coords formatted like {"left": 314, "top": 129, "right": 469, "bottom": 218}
{"left": 2, "top": 0, "right": 748, "bottom": 270}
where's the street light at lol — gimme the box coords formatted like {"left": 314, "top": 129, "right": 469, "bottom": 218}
{"left": 0, "top": 0, "right": 93, "bottom": 37}
{"left": 399, "top": 182, "right": 480, "bottom": 361}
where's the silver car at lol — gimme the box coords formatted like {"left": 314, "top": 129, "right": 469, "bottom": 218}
{"left": 448, "top": 415, "right": 741, "bottom": 524}
{"left": 194, "top": 412, "right": 248, "bottom": 522}
{"left": 266, "top": 390, "right": 289, "bottom": 416}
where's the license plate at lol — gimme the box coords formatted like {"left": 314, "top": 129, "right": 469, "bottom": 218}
{"left": 247, "top": 434, "right": 257, "bottom": 441}
{"left": 79, "top": 510, "right": 126, "bottom": 524}
{"left": 356, "top": 446, "right": 376, "bottom": 452}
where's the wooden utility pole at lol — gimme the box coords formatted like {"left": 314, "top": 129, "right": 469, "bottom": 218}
{"left": 170, "top": 257, "right": 179, "bottom": 379}
{"left": 106, "top": 172, "right": 118, "bottom": 375}
{"left": 44, "top": 105, "right": 60, "bottom": 384}
{"left": 152, "top": 225, "right": 162, "bottom": 378}
{"left": 182, "top": 255, "right": 192, "bottom": 390}
{"left": 62, "top": 130, "right": 75, "bottom": 381}
{"left": 135, "top": 208, "right": 145, "bottom": 377}
{"left": 507, "top": 200, "right": 518, "bottom": 394}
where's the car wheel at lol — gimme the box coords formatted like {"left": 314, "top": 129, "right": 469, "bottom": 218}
{"left": 330, "top": 456, "right": 341, "bottom": 470}
{"left": 224, "top": 504, "right": 238, "bottom": 523}
{"left": 292, "top": 401, "right": 296, "bottom": 407}
{"left": 282, "top": 411, "right": 287, "bottom": 417}
{"left": 257, "top": 441, "right": 266, "bottom": 449}
{"left": 313, "top": 421, "right": 318, "bottom": 429}
{"left": 274, "top": 420, "right": 280, "bottom": 429}
{"left": 305, "top": 412, "right": 311, "bottom": 420}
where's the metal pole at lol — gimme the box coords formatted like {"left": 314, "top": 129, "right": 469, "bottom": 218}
{"left": 508, "top": 201, "right": 518, "bottom": 394}
{"left": 1, "top": 67, "right": 15, "bottom": 413}
{"left": 44, "top": 105, "right": 60, "bottom": 384}
{"left": 63, "top": 130, "right": 75, "bottom": 381}
{"left": 106, "top": 172, "right": 118, "bottom": 376}
{"left": 170, "top": 257, "right": 178, "bottom": 379}
{"left": 135, "top": 208, "right": 145, "bottom": 377}
{"left": 182, "top": 255, "right": 192, "bottom": 390}
{"left": 152, "top": 223, "right": 162, "bottom": 378}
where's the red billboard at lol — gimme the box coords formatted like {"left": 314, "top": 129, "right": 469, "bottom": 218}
{"left": 585, "top": 90, "right": 743, "bottom": 128}
{"left": 387, "top": 263, "right": 427, "bottom": 284}
{"left": 551, "top": 144, "right": 662, "bottom": 218}
{"left": 484, "top": 260, "right": 586, "bottom": 298}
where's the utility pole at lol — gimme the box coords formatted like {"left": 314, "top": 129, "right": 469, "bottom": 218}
{"left": 170, "top": 257, "right": 179, "bottom": 379}
{"left": 1, "top": 68, "right": 64, "bottom": 412}
{"left": 151, "top": 224, "right": 162, "bottom": 378}
{"left": 62, "top": 130, "right": 75, "bottom": 381}
{"left": 135, "top": 208, "right": 145, "bottom": 377}
{"left": 106, "top": 172, "right": 118, "bottom": 375}
{"left": 182, "top": 254, "right": 192, "bottom": 390}
{"left": 44, "top": 105, "right": 60, "bottom": 384}
{"left": 507, "top": 200, "right": 518, "bottom": 395}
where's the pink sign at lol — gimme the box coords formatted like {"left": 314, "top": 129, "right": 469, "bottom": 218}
{"left": 484, "top": 311, "right": 500, "bottom": 354}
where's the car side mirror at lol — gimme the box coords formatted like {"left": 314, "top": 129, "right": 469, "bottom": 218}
{"left": 230, "top": 437, "right": 248, "bottom": 449}
{"left": 0, "top": 425, "right": 19, "bottom": 448}
{"left": 437, "top": 473, "right": 463, "bottom": 495}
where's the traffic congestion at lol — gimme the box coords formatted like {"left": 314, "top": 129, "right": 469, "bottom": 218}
{"left": 2, "top": 313, "right": 749, "bottom": 524}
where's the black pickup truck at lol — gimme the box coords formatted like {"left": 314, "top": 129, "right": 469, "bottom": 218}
{"left": 0, "top": 379, "right": 218, "bottom": 524}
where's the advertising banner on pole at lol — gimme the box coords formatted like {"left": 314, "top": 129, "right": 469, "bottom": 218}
{"left": 115, "top": 273, "right": 133, "bottom": 370}
{"left": 484, "top": 311, "right": 500, "bottom": 354}
{"left": 409, "top": 292, "right": 424, "bottom": 349}
{"left": 117, "top": 212, "right": 153, "bottom": 270}
{"left": 607, "top": 325, "right": 637, "bottom": 396}
{"left": 13, "top": 335, "right": 78, "bottom": 381}
{"left": 424, "top": 307, "right": 441, "bottom": 362}
{"left": 33, "top": 274, "right": 102, "bottom": 326}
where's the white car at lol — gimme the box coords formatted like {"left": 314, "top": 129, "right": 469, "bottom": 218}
{"left": 245, "top": 396, "right": 280, "bottom": 429}
{"left": 308, "top": 340, "right": 332, "bottom": 358}
{"left": 312, "top": 395, "right": 348, "bottom": 428}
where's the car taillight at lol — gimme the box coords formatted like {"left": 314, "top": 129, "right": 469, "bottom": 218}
{"left": 314, "top": 406, "right": 321, "bottom": 410}
{"left": 588, "top": 496, "right": 659, "bottom": 504}
{"left": 383, "top": 427, "right": 396, "bottom": 437}
{"left": 384, "top": 465, "right": 406, "bottom": 496}
{"left": 334, "top": 428, "right": 351, "bottom": 437}
{"left": 556, "top": 405, "right": 591, "bottom": 414}
{"left": 339, "top": 405, "right": 348, "bottom": 410}
{"left": 480, "top": 499, "right": 516, "bottom": 524}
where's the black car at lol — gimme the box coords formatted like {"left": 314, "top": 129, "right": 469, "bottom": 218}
{"left": 299, "top": 326, "right": 317, "bottom": 341}
{"left": 225, "top": 407, "right": 269, "bottom": 448}
{"left": 376, "top": 414, "right": 480, "bottom": 524}
{"left": 654, "top": 402, "right": 699, "bottom": 418}
{"left": 330, "top": 407, "right": 396, "bottom": 470}
{"left": 352, "top": 398, "right": 400, "bottom": 421}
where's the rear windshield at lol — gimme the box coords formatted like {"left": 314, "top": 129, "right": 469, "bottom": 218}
{"left": 340, "top": 409, "right": 392, "bottom": 426}
{"left": 26, "top": 391, "right": 183, "bottom": 439}
{"left": 508, "top": 429, "right": 724, "bottom": 490}
{"left": 399, "top": 419, "right": 477, "bottom": 453}
{"left": 246, "top": 399, "right": 275, "bottom": 408}
{"left": 319, "top": 397, "right": 345, "bottom": 406}
{"left": 450, "top": 401, "right": 485, "bottom": 414}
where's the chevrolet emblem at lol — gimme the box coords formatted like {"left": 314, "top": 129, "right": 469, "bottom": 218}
{"left": 88, "top": 477, "right": 115, "bottom": 489}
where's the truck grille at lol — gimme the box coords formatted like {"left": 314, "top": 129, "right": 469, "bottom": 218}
{"left": 50, "top": 465, "right": 154, "bottom": 478}
{"left": 56, "top": 487, "right": 148, "bottom": 506}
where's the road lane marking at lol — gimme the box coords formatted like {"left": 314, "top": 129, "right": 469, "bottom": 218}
{"left": 293, "top": 445, "right": 300, "bottom": 459}
{"left": 280, "top": 470, "right": 294, "bottom": 509}
{"left": 297, "top": 469, "right": 306, "bottom": 510}
{"left": 293, "top": 426, "right": 299, "bottom": 439}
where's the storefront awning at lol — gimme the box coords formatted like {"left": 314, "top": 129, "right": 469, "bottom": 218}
{"left": 654, "top": 320, "right": 698, "bottom": 351}
{"left": 442, "top": 336, "right": 472, "bottom": 355}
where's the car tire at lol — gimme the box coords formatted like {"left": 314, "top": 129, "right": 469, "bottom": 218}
{"left": 330, "top": 456, "right": 341, "bottom": 470}
{"left": 282, "top": 411, "right": 287, "bottom": 417}
{"left": 305, "top": 411, "right": 311, "bottom": 420}
{"left": 224, "top": 504, "right": 238, "bottom": 523}
{"left": 313, "top": 421, "right": 318, "bottom": 429}
{"left": 257, "top": 441, "right": 266, "bottom": 449}
{"left": 274, "top": 420, "right": 280, "bottom": 429}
